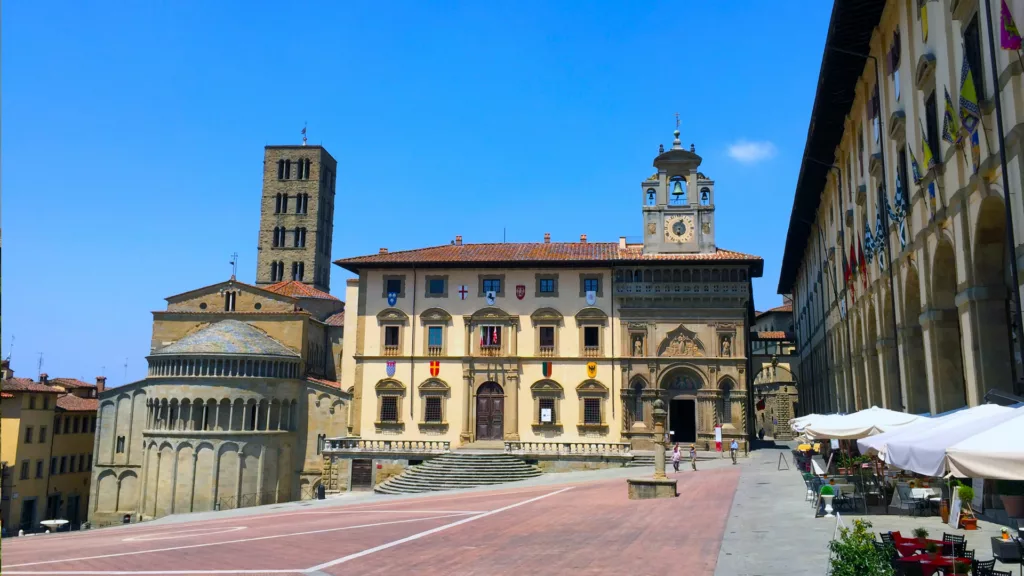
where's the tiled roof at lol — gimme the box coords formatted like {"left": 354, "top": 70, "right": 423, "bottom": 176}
{"left": 165, "top": 278, "right": 264, "bottom": 302}
{"left": 324, "top": 311, "right": 345, "bottom": 327}
{"left": 263, "top": 280, "right": 339, "bottom": 301}
{"left": 2, "top": 392, "right": 13, "bottom": 399}
{"left": 56, "top": 394, "right": 99, "bottom": 412}
{"left": 761, "top": 303, "right": 793, "bottom": 314}
{"left": 154, "top": 310, "right": 311, "bottom": 317}
{"left": 153, "top": 320, "right": 300, "bottom": 358}
{"left": 755, "top": 331, "right": 790, "bottom": 340}
{"left": 307, "top": 377, "right": 342, "bottom": 390}
{"left": 1, "top": 378, "right": 61, "bottom": 393}
{"left": 335, "top": 242, "right": 763, "bottom": 271}
{"left": 50, "top": 378, "right": 96, "bottom": 390}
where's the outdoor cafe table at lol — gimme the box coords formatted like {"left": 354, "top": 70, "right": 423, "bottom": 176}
{"left": 895, "top": 554, "right": 971, "bottom": 576}
{"left": 893, "top": 537, "right": 945, "bottom": 558}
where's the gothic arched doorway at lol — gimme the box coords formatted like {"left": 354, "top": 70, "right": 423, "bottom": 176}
{"left": 475, "top": 382, "right": 504, "bottom": 440}
{"left": 661, "top": 368, "right": 702, "bottom": 444}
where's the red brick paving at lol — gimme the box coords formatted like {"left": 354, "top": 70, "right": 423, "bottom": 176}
{"left": 1, "top": 468, "right": 740, "bottom": 576}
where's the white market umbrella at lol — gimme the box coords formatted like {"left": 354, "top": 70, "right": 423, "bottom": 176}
{"left": 790, "top": 413, "right": 823, "bottom": 432}
{"left": 945, "top": 409, "right": 1024, "bottom": 480}
{"left": 803, "top": 406, "right": 923, "bottom": 440}
{"left": 857, "top": 412, "right": 953, "bottom": 458}
{"left": 882, "top": 404, "right": 1019, "bottom": 477}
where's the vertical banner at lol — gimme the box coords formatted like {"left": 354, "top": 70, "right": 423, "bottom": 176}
{"left": 714, "top": 425, "right": 722, "bottom": 452}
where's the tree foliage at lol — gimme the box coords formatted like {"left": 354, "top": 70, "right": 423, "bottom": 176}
{"left": 827, "top": 520, "right": 894, "bottom": 576}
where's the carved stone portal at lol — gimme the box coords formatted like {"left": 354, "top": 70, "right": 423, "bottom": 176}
{"left": 658, "top": 325, "right": 706, "bottom": 357}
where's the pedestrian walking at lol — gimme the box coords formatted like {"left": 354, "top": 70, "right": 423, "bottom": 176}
{"left": 730, "top": 439, "right": 739, "bottom": 464}
{"left": 689, "top": 444, "right": 697, "bottom": 471}
{"left": 671, "top": 444, "right": 681, "bottom": 472}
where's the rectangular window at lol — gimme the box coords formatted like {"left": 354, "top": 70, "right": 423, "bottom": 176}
{"left": 424, "top": 397, "right": 442, "bottom": 423}
{"left": 72, "top": 417, "right": 80, "bottom": 434}
{"left": 50, "top": 457, "right": 57, "bottom": 476}
{"left": 20, "top": 460, "right": 29, "bottom": 480}
{"left": 427, "top": 326, "right": 443, "bottom": 348}
{"left": 385, "top": 278, "right": 402, "bottom": 296}
{"left": 24, "top": 427, "right": 33, "bottom": 444}
{"left": 427, "top": 278, "right": 445, "bottom": 296}
{"left": 78, "top": 454, "right": 85, "bottom": 472}
{"left": 39, "top": 426, "right": 47, "bottom": 444}
{"left": 539, "top": 278, "right": 555, "bottom": 293}
{"left": 116, "top": 436, "right": 126, "bottom": 454}
{"left": 964, "top": 14, "right": 985, "bottom": 100}
{"left": 59, "top": 456, "right": 67, "bottom": 474}
{"left": 29, "top": 395, "right": 36, "bottom": 410}
{"left": 584, "top": 398, "right": 602, "bottom": 425}
{"left": 480, "top": 325, "right": 502, "bottom": 347}
{"left": 925, "top": 91, "right": 940, "bottom": 161}
{"left": 482, "top": 278, "right": 501, "bottom": 294}
{"left": 42, "top": 395, "right": 49, "bottom": 410}
{"left": 380, "top": 396, "right": 398, "bottom": 423}
{"left": 69, "top": 457, "right": 76, "bottom": 473}
{"left": 35, "top": 460, "right": 43, "bottom": 479}
{"left": 539, "top": 398, "right": 555, "bottom": 424}
{"left": 384, "top": 326, "right": 400, "bottom": 347}
{"left": 584, "top": 326, "right": 600, "bottom": 347}
{"left": 539, "top": 326, "right": 555, "bottom": 348}
{"left": 584, "top": 278, "right": 599, "bottom": 293}
{"left": 63, "top": 417, "right": 71, "bottom": 434}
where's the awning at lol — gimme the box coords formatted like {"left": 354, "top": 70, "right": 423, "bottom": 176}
{"left": 803, "top": 406, "right": 923, "bottom": 440}
{"left": 945, "top": 409, "right": 1024, "bottom": 480}
{"left": 856, "top": 411, "right": 955, "bottom": 458}
{"left": 883, "top": 404, "right": 1019, "bottom": 477}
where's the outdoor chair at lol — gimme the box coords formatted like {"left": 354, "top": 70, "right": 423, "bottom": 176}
{"left": 895, "top": 484, "right": 928, "bottom": 517}
{"left": 881, "top": 532, "right": 895, "bottom": 545}
{"left": 972, "top": 558, "right": 995, "bottom": 575}
{"left": 989, "top": 570, "right": 1012, "bottom": 576}
{"left": 961, "top": 549, "right": 975, "bottom": 561}
{"left": 943, "top": 533, "right": 966, "bottom": 557}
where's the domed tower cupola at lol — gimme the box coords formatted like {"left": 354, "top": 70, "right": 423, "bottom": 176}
{"left": 641, "top": 120, "right": 716, "bottom": 255}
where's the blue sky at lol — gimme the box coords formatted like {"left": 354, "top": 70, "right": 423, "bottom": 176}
{"left": 2, "top": 1, "right": 832, "bottom": 385}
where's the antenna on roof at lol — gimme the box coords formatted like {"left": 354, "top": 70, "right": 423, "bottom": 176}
{"left": 301, "top": 122, "right": 308, "bottom": 146}
{"left": 123, "top": 357, "right": 128, "bottom": 383}
{"left": 5, "top": 334, "right": 13, "bottom": 362}
{"left": 230, "top": 252, "right": 239, "bottom": 280}
{"left": 37, "top": 352, "right": 44, "bottom": 380}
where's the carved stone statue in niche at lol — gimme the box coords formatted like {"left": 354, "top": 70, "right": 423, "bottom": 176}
{"left": 721, "top": 336, "right": 731, "bottom": 357}
{"left": 632, "top": 335, "right": 645, "bottom": 357}
{"left": 658, "top": 325, "right": 706, "bottom": 357}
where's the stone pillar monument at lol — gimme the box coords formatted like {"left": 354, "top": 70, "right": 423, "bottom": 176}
{"left": 627, "top": 398, "right": 678, "bottom": 499}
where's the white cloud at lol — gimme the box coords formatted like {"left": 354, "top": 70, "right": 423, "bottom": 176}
{"left": 727, "top": 140, "right": 777, "bottom": 164}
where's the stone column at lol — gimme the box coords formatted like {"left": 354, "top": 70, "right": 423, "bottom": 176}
{"left": 652, "top": 399, "right": 667, "bottom": 480}
{"left": 211, "top": 447, "right": 222, "bottom": 508}
{"left": 876, "top": 338, "right": 899, "bottom": 409}
{"left": 235, "top": 447, "right": 245, "bottom": 505}
{"left": 169, "top": 445, "right": 180, "bottom": 514}
{"left": 505, "top": 373, "right": 519, "bottom": 441}
{"left": 151, "top": 451, "right": 162, "bottom": 517}
{"left": 461, "top": 373, "right": 473, "bottom": 444}
{"left": 189, "top": 452, "right": 198, "bottom": 512}
{"left": 256, "top": 445, "right": 266, "bottom": 504}
{"left": 228, "top": 401, "right": 235, "bottom": 431}
{"left": 959, "top": 286, "right": 1013, "bottom": 403}
{"left": 136, "top": 445, "right": 150, "bottom": 517}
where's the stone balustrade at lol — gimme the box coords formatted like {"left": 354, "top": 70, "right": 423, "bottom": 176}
{"left": 324, "top": 438, "right": 451, "bottom": 453}
{"left": 504, "top": 441, "right": 632, "bottom": 455}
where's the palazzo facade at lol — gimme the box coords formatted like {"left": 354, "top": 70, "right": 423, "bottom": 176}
{"left": 335, "top": 128, "right": 764, "bottom": 458}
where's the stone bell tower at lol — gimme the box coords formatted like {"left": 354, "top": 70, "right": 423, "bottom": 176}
{"left": 641, "top": 125, "right": 716, "bottom": 255}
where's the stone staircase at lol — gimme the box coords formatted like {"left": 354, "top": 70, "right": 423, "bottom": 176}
{"left": 373, "top": 452, "right": 543, "bottom": 494}
{"left": 626, "top": 454, "right": 655, "bottom": 467}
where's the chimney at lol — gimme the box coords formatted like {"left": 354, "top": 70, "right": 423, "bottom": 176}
{"left": 619, "top": 236, "right": 627, "bottom": 249}
{"left": 378, "top": 248, "right": 388, "bottom": 254}
{"left": 39, "top": 373, "right": 49, "bottom": 385}
{"left": 580, "top": 234, "right": 587, "bottom": 243}
{"left": 455, "top": 235, "right": 463, "bottom": 246}
{"left": 1, "top": 360, "right": 11, "bottom": 380}
{"left": 96, "top": 376, "right": 106, "bottom": 393}
{"left": 543, "top": 233, "right": 551, "bottom": 243}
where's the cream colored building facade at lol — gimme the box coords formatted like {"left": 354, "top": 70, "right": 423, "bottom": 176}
{"left": 89, "top": 145, "right": 349, "bottom": 525}
{"left": 335, "top": 129, "right": 764, "bottom": 473}
{"left": 780, "top": 0, "right": 1024, "bottom": 417}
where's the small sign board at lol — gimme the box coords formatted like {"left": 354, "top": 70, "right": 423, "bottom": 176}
{"left": 714, "top": 425, "right": 722, "bottom": 452}
{"left": 830, "top": 439, "right": 840, "bottom": 450}
{"left": 540, "top": 408, "right": 552, "bottom": 423}
{"left": 948, "top": 490, "right": 962, "bottom": 529}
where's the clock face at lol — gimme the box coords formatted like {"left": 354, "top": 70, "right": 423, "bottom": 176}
{"left": 665, "top": 216, "right": 695, "bottom": 242}
{"left": 672, "top": 220, "right": 687, "bottom": 238}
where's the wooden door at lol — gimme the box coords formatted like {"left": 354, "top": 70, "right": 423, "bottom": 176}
{"left": 351, "top": 459, "right": 373, "bottom": 490}
{"left": 475, "top": 382, "right": 504, "bottom": 440}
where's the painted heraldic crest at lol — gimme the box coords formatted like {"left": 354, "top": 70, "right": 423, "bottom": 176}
{"left": 585, "top": 290, "right": 597, "bottom": 306}
{"left": 387, "top": 292, "right": 398, "bottom": 306}
{"left": 429, "top": 361, "right": 440, "bottom": 377}
{"left": 386, "top": 361, "right": 396, "bottom": 378}
{"left": 516, "top": 285, "right": 526, "bottom": 300}
{"left": 485, "top": 290, "right": 496, "bottom": 305}
{"left": 586, "top": 362, "right": 597, "bottom": 379}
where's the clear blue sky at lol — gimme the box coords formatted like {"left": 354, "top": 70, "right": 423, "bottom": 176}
{"left": 2, "top": 1, "right": 832, "bottom": 385}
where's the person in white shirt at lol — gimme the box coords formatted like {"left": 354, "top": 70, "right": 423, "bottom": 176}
{"left": 730, "top": 439, "right": 739, "bottom": 464}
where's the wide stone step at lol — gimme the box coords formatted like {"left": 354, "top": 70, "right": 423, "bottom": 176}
{"left": 372, "top": 453, "right": 543, "bottom": 495}
{"left": 418, "top": 464, "right": 539, "bottom": 473}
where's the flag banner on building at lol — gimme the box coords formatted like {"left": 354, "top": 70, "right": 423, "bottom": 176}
{"left": 910, "top": 145, "right": 923, "bottom": 184}
{"left": 920, "top": 0, "right": 929, "bottom": 42}
{"left": 849, "top": 243, "right": 857, "bottom": 302}
{"left": 959, "top": 53, "right": 981, "bottom": 135}
{"left": 858, "top": 237, "right": 868, "bottom": 289}
{"left": 942, "top": 86, "right": 960, "bottom": 144}
{"left": 842, "top": 241, "right": 851, "bottom": 289}
{"left": 1003, "top": 0, "right": 1022, "bottom": 50}
{"left": 875, "top": 204, "right": 887, "bottom": 271}
{"left": 890, "top": 30, "right": 902, "bottom": 101}
{"left": 971, "top": 130, "right": 981, "bottom": 174}
{"left": 864, "top": 219, "right": 874, "bottom": 265}
{"left": 921, "top": 120, "right": 937, "bottom": 169}
{"left": 541, "top": 361, "right": 552, "bottom": 378}
{"left": 885, "top": 191, "right": 908, "bottom": 252}
{"left": 928, "top": 181, "right": 938, "bottom": 217}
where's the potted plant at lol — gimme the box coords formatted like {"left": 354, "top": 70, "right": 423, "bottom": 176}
{"left": 821, "top": 484, "right": 836, "bottom": 518}
{"left": 827, "top": 519, "right": 895, "bottom": 576}
{"left": 951, "top": 560, "right": 970, "bottom": 574}
{"left": 1001, "top": 528, "right": 1011, "bottom": 541}
{"left": 925, "top": 542, "right": 941, "bottom": 559}
{"left": 997, "top": 480, "right": 1024, "bottom": 518}
{"left": 912, "top": 527, "right": 929, "bottom": 542}
{"left": 957, "top": 485, "right": 978, "bottom": 530}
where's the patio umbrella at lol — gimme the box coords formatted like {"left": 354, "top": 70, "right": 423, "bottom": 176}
{"left": 803, "top": 406, "right": 923, "bottom": 440}
{"left": 882, "top": 404, "right": 1019, "bottom": 477}
{"left": 945, "top": 409, "right": 1024, "bottom": 480}
{"left": 856, "top": 411, "right": 950, "bottom": 458}
{"left": 790, "top": 413, "right": 822, "bottom": 432}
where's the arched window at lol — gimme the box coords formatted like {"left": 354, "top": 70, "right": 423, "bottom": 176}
{"left": 669, "top": 176, "right": 687, "bottom": 205}
{"left": 275, "top": 193, "right": 282, "bottom": 214}
{"left": 645, "top": 188, "right": 656, "bottom": 206}
{"left": 284, "top": 159, "right": 292, "bottom": 180}
{"left": 277, "top": 160, "right": 285, "bottom": 180}
{"left": 633, "top": 380, "right": 645, "bottom": 422}
{"left": 700, "top": 186, "right": 711, "bottom": 206}
{"left": 294, "top": 227, "right": 301, "bottom": 247}
{"left": 281, "top": 194, "right": 289, "bottom": 213}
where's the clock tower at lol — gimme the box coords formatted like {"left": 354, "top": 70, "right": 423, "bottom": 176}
{"left": 641, "top": 126, "right": 716, "bottom": 255}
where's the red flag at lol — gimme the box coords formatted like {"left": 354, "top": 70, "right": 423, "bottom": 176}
{"left": 492, "top": 327, "right": 498, "bottom": 344}
{"left": 756, "top": 398, "right": 766, "bottom": 411}
{"left": 858, "top": 237, "right": 868, "bottom": 289}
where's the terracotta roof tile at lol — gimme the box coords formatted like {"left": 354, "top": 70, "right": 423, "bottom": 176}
{"left": 2, "top": 392, "right": 13, "bottom": 399}
{"left": 336, "top": 242, "right": 763, "bottom": 271}
{"left": 153, "top": 310, "right": 312, "bottom": 317}
{"left": 755, "top": 331, "right": 789, "bottom": 339}
{"left": 56, "top": 394, "right": 99, "bottom": 412}
{"left": 50, "top": 378, "right": 96, "bottom": 390}
{"left": 324, "top": 311, "right": 345, "bottom": 327}
{"left": 263, "top": 280, "right": 339, "bottom": 301}
{"left": 1, "top": 378, "right": 61, "bottom": 394}
{"left": 762, "top": 303, "right": 793, "bottom": 314}
{"left": 307, "top": 377, "right": 342, "bottom": 390}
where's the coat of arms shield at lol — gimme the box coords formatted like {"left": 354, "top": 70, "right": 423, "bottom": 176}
{"left": 485, "top": 290, "right": 496, "bottom": 305}
{"left": 586, "top": 361, "right": 597, "bottom": 379}
{"left": 386, "top": 361, "right": 396, "bottom": 378}
{"left": 387, "top": 292, "right": 398, "bottom": 306}
{"left": 429, "top": 361, "right": 440, "bottom": 377}
{"left": 515, "top": 285, "right": 526, "bottom": 300}
{"left": 585, "top": 290, "right": 597, "bottom": 306}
